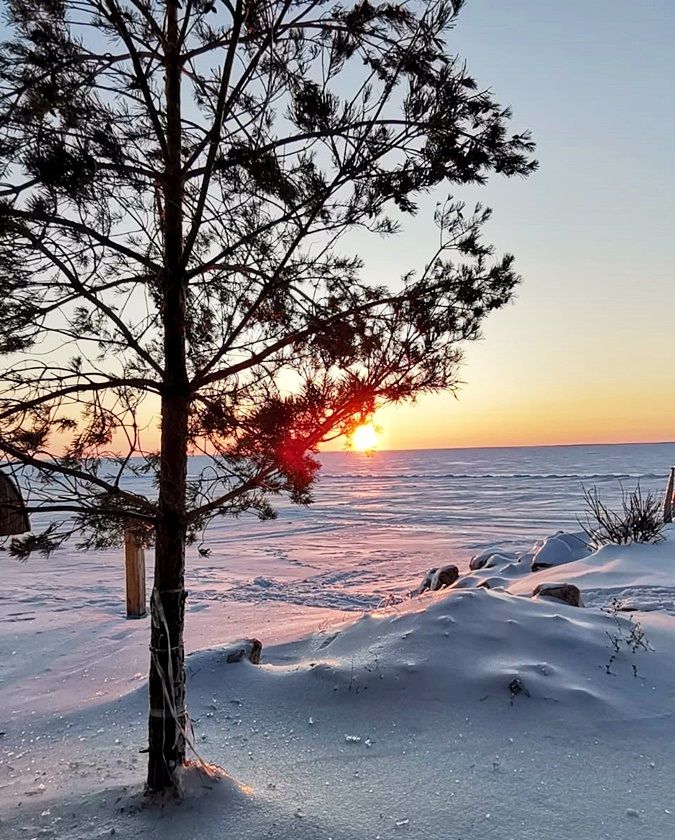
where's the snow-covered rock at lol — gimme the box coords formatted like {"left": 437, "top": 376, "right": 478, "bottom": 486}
{"left": 530, "top": 531, "right": 591, "bottom": 571}
{"left": 469, "top": 549, "right": 517, "bottom": 571}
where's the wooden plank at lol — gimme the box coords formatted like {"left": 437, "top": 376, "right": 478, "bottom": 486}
{"left": 124, "top": 531, "right": 147, "bottom": 618}
{"left": 663, "top": 467, "right": 675, "bottom": 525}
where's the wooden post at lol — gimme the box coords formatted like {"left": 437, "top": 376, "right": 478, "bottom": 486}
{"left": 663, "top": 467, "right": 675, "bottom": 525}
{"left": 0, "top": 469, "right": 30, "bottom": 535}
{"left": 124, "top": 531, "right": 147, "bottom": 618}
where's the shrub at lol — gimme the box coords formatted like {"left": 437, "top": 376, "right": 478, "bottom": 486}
{"left": 578, "top": 484, "right": 664, "bottom": 547}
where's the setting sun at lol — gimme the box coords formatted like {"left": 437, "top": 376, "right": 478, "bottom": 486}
{"left": 351, "top": 423, "right": 380, "bottom": 452}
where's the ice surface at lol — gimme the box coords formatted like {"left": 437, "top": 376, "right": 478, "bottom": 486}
{"left": 2, "top": 443, "right": 675, "bottom": 838}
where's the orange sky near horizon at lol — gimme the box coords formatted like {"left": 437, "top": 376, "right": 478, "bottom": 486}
{"left": 122, "top": 354, "right": 674, "bottom": 454}
{"left": 108, "top": 273, "right": 674, "bottom": 454}
{"left": 125, "top": 394, "right": 674, "bottom": 455}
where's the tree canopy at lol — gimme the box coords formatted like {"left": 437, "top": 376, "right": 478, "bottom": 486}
{"left": 0, "top": 0, "right": 536, "bottom": 788}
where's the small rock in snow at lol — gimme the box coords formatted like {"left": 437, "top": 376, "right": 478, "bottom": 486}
{"left": 412, "top": 565, "right": 459, "bottom": 596}
{"left": 225, "top": 638, "right": 262, "bottom": 664}
{"left": 508, "top": 677, "right": 530, "bottom": 700}
{"left": 626, "top": 808, "right": 639, "bottom": 818}
{"left": 430, "top": 565, "right": 459, "bottom": 591}
{"left": 532, "top": 582, "right": 584, "bottom": 608}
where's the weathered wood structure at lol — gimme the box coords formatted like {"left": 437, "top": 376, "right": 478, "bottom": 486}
{"left": 664, "top": 467, "right": 675, "bottom": 524}
{"left": 0, "top": 469, "right": 30, "bottom": 536}
{"left": 124, "top": 530, "right": 147, "bottom": 618}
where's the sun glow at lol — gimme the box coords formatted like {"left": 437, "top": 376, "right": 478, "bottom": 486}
{"left": 351, "top": 423, "right": 380, "bottom": 452}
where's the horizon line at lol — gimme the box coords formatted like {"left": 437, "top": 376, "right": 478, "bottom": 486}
{"left": 322, "top": 438, "right": 675, "bottom": 455}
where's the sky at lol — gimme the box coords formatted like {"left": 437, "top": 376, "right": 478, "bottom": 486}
{"left": 327, "top": 0, "right": 675, "bottom": 451}
{"left": 6, "top": 1, "right": 674, "bottom": 454}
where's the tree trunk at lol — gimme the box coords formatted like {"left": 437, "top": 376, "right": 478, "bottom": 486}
{"left": 146, "top": 0, "right": 188, "bottom": 792}
{"left": 147, "top": 471, "right": 188, "bottom": 790}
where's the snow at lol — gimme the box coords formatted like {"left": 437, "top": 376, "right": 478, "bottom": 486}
{"left": 2, "top": 444, "right": 675, "bottom": 839}
{"left": 529, "top": 530, "right": 592, "bottom": 570}
{"left": 503, "top": 526, "right": 675, "bottom": 611}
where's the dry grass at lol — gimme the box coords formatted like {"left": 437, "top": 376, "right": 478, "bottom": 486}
{"left": 578, "top": 484, "right": 664, "bottom": 547}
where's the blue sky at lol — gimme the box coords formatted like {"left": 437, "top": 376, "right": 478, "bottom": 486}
{"left": 363, "top": 0, "right": 675, "bottom": 448}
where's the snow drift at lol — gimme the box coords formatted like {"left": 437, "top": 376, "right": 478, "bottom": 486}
{"left": 4, "top": 531, "right": 675, "bottom": 839}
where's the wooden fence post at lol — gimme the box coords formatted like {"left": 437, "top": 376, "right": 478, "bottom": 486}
{"left": 124, "top": 531, "right": 147, "bottom": 618}
{"left": 663, "top": 467, "right": 675, "bottom": 525}
{"left": 0, "top": 469, "right": 30, "bottom": 535}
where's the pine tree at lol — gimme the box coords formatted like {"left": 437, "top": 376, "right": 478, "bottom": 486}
{"left": 0, "top": 0, "right": 536, "bottom": 790}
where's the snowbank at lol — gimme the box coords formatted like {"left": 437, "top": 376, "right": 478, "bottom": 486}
{"left": 463, "top": 525, "right": 675, "bottom": 613}
{"left": 3, "top": 531, "right": 675, "bottom": 838}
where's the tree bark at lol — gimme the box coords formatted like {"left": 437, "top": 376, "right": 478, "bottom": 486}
{"left": 147, "top": 0, "right": 188, "bottom": 792}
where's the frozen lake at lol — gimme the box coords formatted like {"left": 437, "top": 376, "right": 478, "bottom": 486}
{"left": 167, "top": 442, "right": 675, "bottom": 611}
{"left": 4, "top": 442, "right": 674, "bottom": 682}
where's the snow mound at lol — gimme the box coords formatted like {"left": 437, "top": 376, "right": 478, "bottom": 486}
{"left": 529, "top": 531, "right": 592, "bottom": 570}
{"left": 507, "top": 526, "right": 675, "bottom": 611}
{"left": 467, "top": 531, "right": 591, "bottom": 574}
{"left": 458, "top": 528, "right": 675, "bottom": 615}
{"left": 257, "top": 586, "right": 667, "bottom": 722}
{"left": 469, "top": 548, "right": 518, "bottom": 570}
